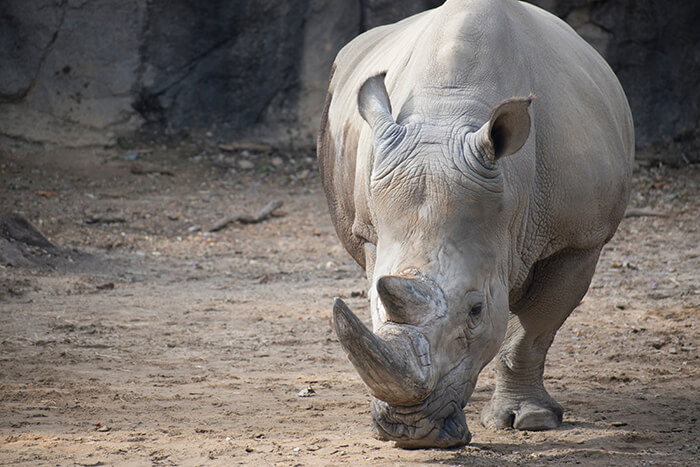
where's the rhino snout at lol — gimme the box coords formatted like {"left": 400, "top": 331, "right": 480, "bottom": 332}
{"left": 369, "top": 363, "right": 476, "bottom": 449}
{"left": 333, "top": 278, "right": 477, "bottom": 448}
{"left": 371, "top": 396, "right": 471, "bottom": 449}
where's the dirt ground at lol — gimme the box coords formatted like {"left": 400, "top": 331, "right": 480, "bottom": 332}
{"left": 0, "top": 142, "right": 697, "bottom": 466}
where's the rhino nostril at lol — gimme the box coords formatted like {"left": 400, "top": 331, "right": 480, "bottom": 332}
{"left": 440, "top": 416, "right": 458, "bottom": 439}
{"left": 438, "top": 404, "right": 468, "bottom": 442}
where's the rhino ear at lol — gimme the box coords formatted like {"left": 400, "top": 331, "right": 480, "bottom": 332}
{"left": 476, "top": 95, "right": 534, "bottom": 163}
{"left": 358, "top": 73, "right": 395, "bottom": 131}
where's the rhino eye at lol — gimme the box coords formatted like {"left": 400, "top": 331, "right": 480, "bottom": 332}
{"left": 466, "top": 303, "right": 483, "bottom": 331}
{"left": 469, "top": 303, "right": 483, "bottom": 317}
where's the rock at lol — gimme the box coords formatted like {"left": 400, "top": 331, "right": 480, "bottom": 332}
{"left": 0, "top": 0, "right": 145, "bottom": 147}
{"left": 360, "top": 0, "right": 442, "bottom": 30}
{"left": 0, "top": 214, "right": 55, "bottom": 250}
{"left": 238, "top": 160, "right": 254, "bottom": 170}
{"left": 297, "top": 386, "right": 316, "bottom": 397}
{"left": 0, "top": 0, "right": 697, "bottom": 162}
{"left": 0, "top": 213, "right": 68, "bottom": 268}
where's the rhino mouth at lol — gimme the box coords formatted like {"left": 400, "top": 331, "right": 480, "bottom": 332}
{"left": 371, "top": 375, "right": 474, "bottom": 449}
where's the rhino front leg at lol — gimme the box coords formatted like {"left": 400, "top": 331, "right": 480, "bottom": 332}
{"left": 481, "top": 248, "right": 602, "bottom": 431}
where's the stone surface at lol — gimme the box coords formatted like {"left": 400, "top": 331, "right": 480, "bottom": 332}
{"left": 361, "top": 0, "right": 443, "bottom": 30}
{"left": 136, "top": 0, "right": 309, "bottom": 141}
{"left": 530, "top": 0, "right": 700, "bottom": 164}
{"left": 296, "top": 0, "right": 362, "bottom": 143}
{"left": 0, "top": 0, "right": 145, "bottom": 147}
{"left": 0, "top": 0, "right": 697, "bottom": 162}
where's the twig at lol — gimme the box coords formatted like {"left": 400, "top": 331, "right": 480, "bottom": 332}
{"left": 208, "top": 200, "right": 283, "bottom": 232}
{"left": 84, "top": 216, "right": 126, "bottom": 225}
{"left": 218, "top": 142, "right": 273, "bottom": 153}
{"left": 624, "top": 208, "right": 670, "bottom": 218}
{"left": 129, "top": 161, "right": 175, "bottom": 176}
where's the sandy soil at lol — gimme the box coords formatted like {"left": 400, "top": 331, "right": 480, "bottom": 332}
{"left": 0, "top": 143, "right": 698, "bottom": 466}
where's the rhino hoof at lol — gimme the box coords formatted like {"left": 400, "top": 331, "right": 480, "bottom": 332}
{"left": 481, "top": 397, "right": 563, "bottom": 431}
{"left": 513, "top": 402, "right": 562, "bottom": 430}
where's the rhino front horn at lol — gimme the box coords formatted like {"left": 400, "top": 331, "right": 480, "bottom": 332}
{"left": 332, "top": 297, "right": 435, "bottom": 405}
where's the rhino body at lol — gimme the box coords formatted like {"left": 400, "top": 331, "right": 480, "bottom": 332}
{"left": 318, "top": 0, "right": 633, "bottom": 448}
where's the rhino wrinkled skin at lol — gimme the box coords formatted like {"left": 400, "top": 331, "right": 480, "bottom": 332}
{"left": 318, "top": 0, "right": 634, "bottom": 449}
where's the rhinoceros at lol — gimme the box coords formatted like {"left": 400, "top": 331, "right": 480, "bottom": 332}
{"left": 317, "top": 0, "right": 633, "bottom": 448}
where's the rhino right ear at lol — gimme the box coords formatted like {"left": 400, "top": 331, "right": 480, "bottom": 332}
{"left": 474, "top": 95, "right": 534, "bottom": 164}
{"left": 358, "top": 73, "right": 396, "bottom": 134}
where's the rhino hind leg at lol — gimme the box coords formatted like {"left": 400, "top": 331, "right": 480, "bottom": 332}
{"left": 481, "top": 248, "right": 603, "bottom": 431}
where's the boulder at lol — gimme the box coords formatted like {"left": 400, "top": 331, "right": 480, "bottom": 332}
{"left": 0, "top": 0, "right": 145, "bottom": 147}
{"left": 0, "top": 0, "right": 697, "bottom": 163}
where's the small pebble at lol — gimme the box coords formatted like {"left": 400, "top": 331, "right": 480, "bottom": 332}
{"left": 297, "top": 386, "right": 316, "bottom": 397}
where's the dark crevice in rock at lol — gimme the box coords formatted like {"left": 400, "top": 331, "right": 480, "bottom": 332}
{"left": 24, "top": 3, "right": 68, "bottom": 102}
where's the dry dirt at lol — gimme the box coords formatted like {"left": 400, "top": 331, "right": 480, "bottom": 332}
{"left": 0, "top": 143, "right": 698, "bottom": 466}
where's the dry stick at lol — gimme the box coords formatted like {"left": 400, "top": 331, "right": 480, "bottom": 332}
{"left": 218, "top": 142, "right": 273, "bottom": 153}
{"left": 624, "top": 208, "right": 670, "bottom": 218}
{"left": 208, "top": 200, "right": 283, "bottom": 232}
{"left": 129, "top": 161, "right": 175, "bottom": 176}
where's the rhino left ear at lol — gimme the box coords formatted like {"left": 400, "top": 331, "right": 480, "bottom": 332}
{"left": 476, "top": 95, "right": 534, "bottom": 163}
{"left": 358, "top": 73, "right": 394, "bottom": 129}
{"left": 358, "top": 73, "right": 407, "bottom": 167}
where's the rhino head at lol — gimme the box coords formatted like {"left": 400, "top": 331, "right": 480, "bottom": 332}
{"left": 333, "top": 74, "right": 533, "bottom": 448}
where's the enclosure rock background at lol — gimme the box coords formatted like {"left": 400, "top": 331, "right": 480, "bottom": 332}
{"left": 1, "top": 0, "right": 697, "bottom": 163}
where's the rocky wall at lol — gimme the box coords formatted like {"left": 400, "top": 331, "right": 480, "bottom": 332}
{"left": 0, "top": 0, "right": 697, "bottom": 163}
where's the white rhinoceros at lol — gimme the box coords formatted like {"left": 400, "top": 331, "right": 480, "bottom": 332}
{"left": 318, "top": 0, "right": 633, "bottom": 448}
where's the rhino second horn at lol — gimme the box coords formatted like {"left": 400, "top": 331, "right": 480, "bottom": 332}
{"left": 376, "top": 275, "right": 435, "bottom": 324}
{"left": 332, "top": 297, "right": 433, "bottom": 405}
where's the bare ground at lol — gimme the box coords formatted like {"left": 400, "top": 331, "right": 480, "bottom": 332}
{"left": 0, "top": 143, "right": 698, "bottom": 466}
